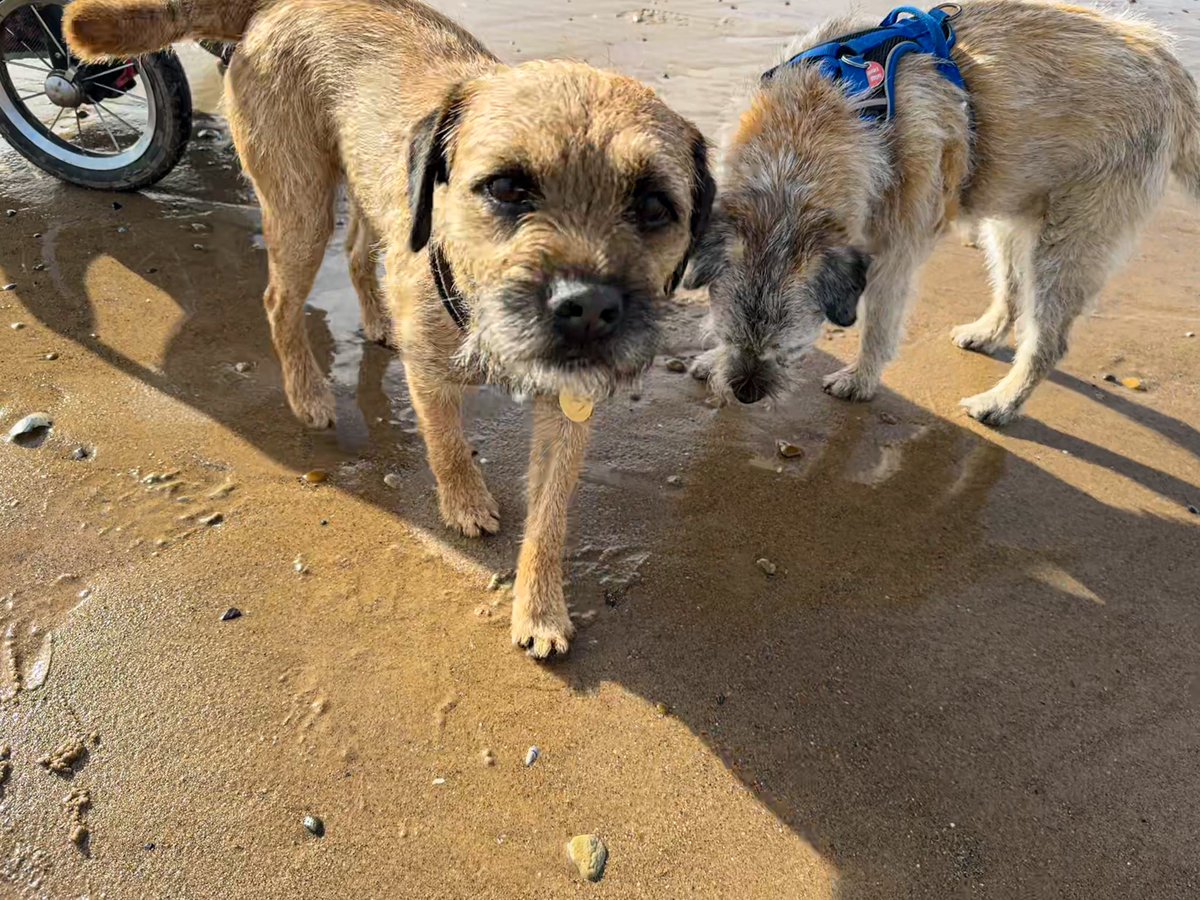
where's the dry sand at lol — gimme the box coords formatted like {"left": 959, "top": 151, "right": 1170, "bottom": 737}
{"left": 1, "top": 1, "right": 1198, "bottom": 897}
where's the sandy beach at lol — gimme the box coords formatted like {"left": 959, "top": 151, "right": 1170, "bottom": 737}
{"left": 2, "top": 1, "right": 1198, "bottom": 897}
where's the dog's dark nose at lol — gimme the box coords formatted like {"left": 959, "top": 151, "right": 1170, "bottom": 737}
{"left": 549, "top": 280, "right": 624, "bottom": 343}
{"left": 730, "top": 372, "right": 769, "bottom": 404}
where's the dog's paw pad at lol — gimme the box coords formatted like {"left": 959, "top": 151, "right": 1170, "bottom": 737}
{"left": 951, "top": 323, "right": 1003, "bottom": 354}
{"left": 290, "top": 387, "right": 337, "bottom": 430}
{"left": 440, "top": 486, "right": 500, "bottom": 538}
{"left": 961, "top": 391, "right": 1020, "bottom": 427}
{"left": 689, "top": 348, "right": 719, "bottom": 382}
{"left": 511, "top": 615, "right": 573, "bottom": 660}
{"left": 823, "top": 367, "right": 876, "bottom": 402}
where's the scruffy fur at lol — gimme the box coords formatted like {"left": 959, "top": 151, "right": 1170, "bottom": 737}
{"left": 690, "top": 0, "right": 1200, "bottom": 425}
{"left": 65, "top": 0, "right": 713, "bottom": 658}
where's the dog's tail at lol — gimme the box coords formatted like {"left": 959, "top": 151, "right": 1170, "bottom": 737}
{"left": 64, "top": 0, "right": 264, "bottom": 61}
{"left": 1167, "top": 57, "right": 1200, "bottom": 201}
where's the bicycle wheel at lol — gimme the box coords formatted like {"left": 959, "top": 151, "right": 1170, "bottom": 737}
{"left": 0, "top": 0, "right": 192, "bottom": 191}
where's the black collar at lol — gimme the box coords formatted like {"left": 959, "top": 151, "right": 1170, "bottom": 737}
{"left": 430, "top": 244, "right": 470, "bottom": 331}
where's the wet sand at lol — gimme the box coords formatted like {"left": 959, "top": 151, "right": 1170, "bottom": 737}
{"left": 1, "top": 1, "right": 1198, "bottom": 897}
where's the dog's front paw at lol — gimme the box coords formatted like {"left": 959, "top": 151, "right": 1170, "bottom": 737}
{"left": 951, "top": 321, "right": 1005, "bottom": 355}
{"left": 511, "top": 584, "right": 574, "bottom": 660}
{"left": 438, "top": 476, "right": 500, "bottom": 538}
{"left": 961, "top": 390, "right": 1022, "bottom": 427}
{"left": 287, "top": 380, "right": 337, "bottom": 429}
{"left": 823, "top": 366, "right": 878, "bottom": 402}
{"left": 362, "top": 314, "right": 395, "bottom": 347}
{"left": 689, "top": 347, "right": 720, "bottom": 382}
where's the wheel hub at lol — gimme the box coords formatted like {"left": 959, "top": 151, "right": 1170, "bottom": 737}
{"left": 44, "top": 71, "right": 84, "bottom": 108}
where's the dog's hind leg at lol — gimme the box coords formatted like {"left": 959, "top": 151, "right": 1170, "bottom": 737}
{"left": 952, "top": 219, "right": 1032, "bottom": 354}
{"left": 345, "top": 198, "right": 391, "bottom": 346}
{"left": 227, "top": 80, "right": 339, "bottom": 428}
{"left": 511, "top": 395, "right": 588, "bottom": 659}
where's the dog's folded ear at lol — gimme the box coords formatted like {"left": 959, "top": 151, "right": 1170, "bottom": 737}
{"left": 813, "top": 247, "right": 870, "bottom": 327}
{"left": 668, "top": 134, "right": 719, "bottom": 294}
{"left": 409, "top": 85, "right": 468, "bottom": 253}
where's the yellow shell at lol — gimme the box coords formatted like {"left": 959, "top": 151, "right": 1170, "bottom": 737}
{"left": 558, "top": 392, "right": 595, "bottom": 423}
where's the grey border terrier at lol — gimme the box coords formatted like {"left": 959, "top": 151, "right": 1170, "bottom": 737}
{"left": 66, "top": 0, "right": 715, "bottom": 658}
{"left": 688, "top": 0, "right": 1200, "bottom": 425}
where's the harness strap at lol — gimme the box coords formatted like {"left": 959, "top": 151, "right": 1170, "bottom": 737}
{"left": 763, "top": 4, "right": 965, "bottom": 122}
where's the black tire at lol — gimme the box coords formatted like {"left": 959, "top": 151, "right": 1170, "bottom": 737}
{"left": 0, "top": 49, "right": 192, "bottom": 191}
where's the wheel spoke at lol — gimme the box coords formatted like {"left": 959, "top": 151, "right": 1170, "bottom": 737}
{"left": 74, "top": 108, "right": 82, "bottom": 140}
{"left": 30, "top": 6, "right": 68, "bottom": 62}
{"left": 81, "top": 63, "right": 133, "bottom": 82}
{"left": 95, "top": 100, "right": 138, "bottom": 133}
{"left": 90, "top": 99, "right": 122, "bottom": 152}
{"left": 9, "top": 33, "right": 54, "bottom": 69}
{"left": 88, "top": 82, "right": 146, "bottom": 104}
{"left": 18, "top": 90, "right": 47, "bottom": 101}
{"left": 4, "top": 60, "right": 51, "bottom": 74}
{"left": 49, "top": 105, "right": 65, "bottom": 130}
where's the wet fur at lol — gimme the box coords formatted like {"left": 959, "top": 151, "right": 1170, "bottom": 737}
{"left": 64, "top": 0, "right": 713, "bottom": 659}
{"left": 693, "top": 0, "right": 1200, "bottom": 424}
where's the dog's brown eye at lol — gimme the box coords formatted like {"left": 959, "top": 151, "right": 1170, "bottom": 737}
{"left": 633, "top": 191, "right": 676, "bottom": 231}
{"left": 484, "top": 175, "right": 535, "bottom": 212}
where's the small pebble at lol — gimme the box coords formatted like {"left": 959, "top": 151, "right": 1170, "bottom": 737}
{"left": 111, "top": 202, "right": 122, "bottom": 211}
{"left": 524, "top": 746, "right": 540, "bottom": 767}
{"left": 655, "top": 702, "right": 671, "bottom": 716}
{"left": 566, "top": 834, "right": 608, "bottom": 882}
{"left": 220, "top": 607, "right": 242, "bottom": 621}
{"left": 4, "top": 209, "right": 14, "bottom": 217}
{"left": 33, "top": 263, "right": 45, "bottom": 272}
{"left": 69, "top": 824, "right": 89, "bottom": 846}
{"left": 1186, "top": 332, "right": 1195, "bottom": 338}
{"left": 193, "top": 244, "right": 205, "bottom": 251}
{"left": 71, "top": 446, "right": 90, "bottom": 461}
{"left": 879, "top": 411, "right": 900, "bottom": 425}
{"left": 6, "top": 412, "right": 52, "bottom": 444}
{"left": 1120, "top": 377, "right": 1146, "bottom": 392}
{"left": 383, "top": 473, "right": 403, "bottom": 489}
{"left": 1187, "top": 505, "right": 1198, "bottom": 516}
{"left": 11, "top": 322, "right": 25, "bottom": 330}
{"left": 481, "top": 749, "right": 496, "bottom": 767}
{"left": 664, "top": 357, "right": 687, "bottom": 373}
{"left": 200, "top": 513, "right": 224, "bottom": 527}
{"left": 44, "top": 352, "right": 58, "bottom": 360}
{"left": 2, "top": 284, "right": 16, "bottom": 292}
{"left": 293, "top": 557, "right": 309, "bottom": 575}
{"left": 776, "top": 440, "right": 804, "bottom": 459}
{"left": 116, "top": 226, "right": 128, "bottom": 234}
{"left": 234, "top": 362, "right": 251, "bottom": 373}
{"left": 303, "top": 814, "right": 324, "bottom": 837}
{"left": 303, "top": 470, "right": 328, "bottom": 484}
{"left": 190, "top": 223, "right": 208, "bottom": 233}
{"left": 666, "top": 474, "right": 682, "bottom": 486}
{"left": 432, "top": 777, "right": 446, "bottom": 786}
{"left": 756, "top": 557, "right": 778, "bottom": 577}
{"left": 1103, "top": 374, "right": 1119, "bottom": 384}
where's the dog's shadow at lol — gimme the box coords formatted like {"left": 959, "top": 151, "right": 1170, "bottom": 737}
{"left": 10, "top": 136, "right": 1200, "bottom": 896}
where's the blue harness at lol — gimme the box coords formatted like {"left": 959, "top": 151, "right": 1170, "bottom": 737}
{"left": 762, "top": 4, "right": 965, "bottom": 121}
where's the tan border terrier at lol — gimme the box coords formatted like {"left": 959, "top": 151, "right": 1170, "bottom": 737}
{"left": 66, "top": 0, "right": 715, "bottom": 658}
{"left": 688, "top": 0, "right": 1200, "bottom": 425}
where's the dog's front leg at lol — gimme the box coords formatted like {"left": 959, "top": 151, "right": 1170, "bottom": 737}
{"left": 405, "top": 363, "right": 500, "bottom": 538}
{"left": 823, "top": 247, "right": 929, "bottom": 402}
{"left": 511, "top": 395, "right": 590, "bottom": 659}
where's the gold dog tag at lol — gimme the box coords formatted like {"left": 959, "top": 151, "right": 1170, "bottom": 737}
{"left": 559, "top": 391, "right": 595, "bottom": 423}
